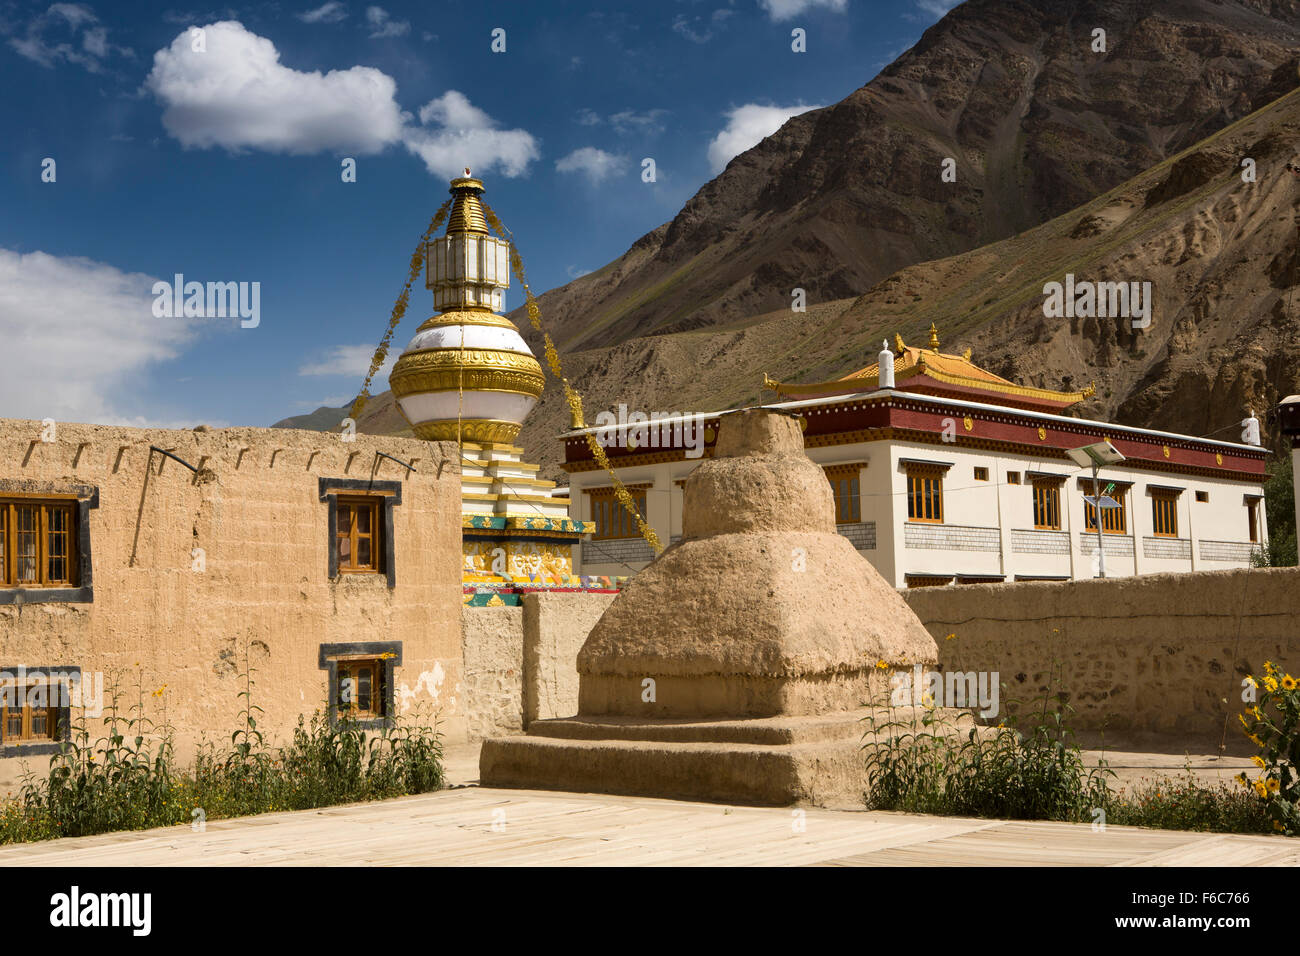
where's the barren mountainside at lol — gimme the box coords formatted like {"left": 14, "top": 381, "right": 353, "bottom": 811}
{"left": 511, "top": 84, "right": 1300, "bottom": 479}
{"left": 516, "top": 0, "right": 1300, "bottom": 351}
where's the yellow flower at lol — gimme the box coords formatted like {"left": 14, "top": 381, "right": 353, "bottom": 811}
{"left": 875, "top": 660, "right": 888, "bottom": 670}
{"left": 1264, "top": 676, "right": 1279, "bottom": 693}
{"left": 1264, "top": 661, "right": 1278, "bottom": 676}
{"left": 1267, "top": 778, "right": 1280, "bottom": 794}
{"left": 1234, "top": 773, "right": 1248, "bottom": 787}
{"left": 1283, "top": 675, "right": 1297, "bottom": 691}
{"left": 1253, "top": 779, "right": 1268, "bottom": 798}
{"left": 944, "top": 633, "right": 956, "bottom": 641}
{"left": 1274, "top": 821, "right": 1285, "bottom": 832}
{"left": 1252, "top": 755, "right": 1266, "bottom": 769}
{"left": 1238, "top": 713, "right": 1250, "bottom": 729}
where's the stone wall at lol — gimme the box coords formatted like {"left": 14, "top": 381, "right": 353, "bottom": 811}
{"left": 460, "top": 591, "right": 615, "bottom": 739}
{"left": 461, "top": 605, "right": 525, "bottom": 739}
{"left": 902, "top": 567, "right": 1300, "bottom": 738}
{"left": 0, "top": 420, "right": 464, "bottom": 785}
{"left": 524, "top": 592, "right": 615, "bottom": 723}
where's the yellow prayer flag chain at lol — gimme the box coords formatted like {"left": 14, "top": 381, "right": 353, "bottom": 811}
{"left": 479, "top": 200, "right": 663, "bottom": 556}
{"left": 349, "top": 198, "right": 454, "bottom": 423}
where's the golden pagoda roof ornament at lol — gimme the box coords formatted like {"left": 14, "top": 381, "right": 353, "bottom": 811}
{"left": 927, "top": 322, "right": 941, "bottom": 350}
{"left": 893, "top": 332, "right": 906, "bottom": 354}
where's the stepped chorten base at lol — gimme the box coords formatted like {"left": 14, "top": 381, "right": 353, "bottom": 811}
{"left": 481, "top": 707, "right": 979, "bottom": 807}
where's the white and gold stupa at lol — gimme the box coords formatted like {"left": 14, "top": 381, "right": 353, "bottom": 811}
{"left": 389, "top": 172, "right": 602, "bottom": 605}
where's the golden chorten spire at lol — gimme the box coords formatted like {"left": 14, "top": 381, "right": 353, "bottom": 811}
{"left": 388, "top": 172, "right": 545, "bottom": 445}
{"left": 927, "top": 322, "right": 941, "bottom": 350}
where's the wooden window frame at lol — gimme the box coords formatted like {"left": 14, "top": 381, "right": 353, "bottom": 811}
{"left": 335, "top": 658, "right": 385, "bottom": 721}
{"left": 1032, "top": 481, "right": 1062, "bottom": 531}
{"left": 335, "top": 496, "right": 383, "bottom": 574}
{"left": 319, "top": 642, "right": 401, "bottom": 730}
{"left": 0, "top": 667, "right": 77, "bottom": 756}
{"left": 905, "top": 470, "right": 944, "bottom": 524}
{"left": 319, "top": 479, "right": 401, "bottom": 588}
{"left": 973, "top": 467, "right": 989, "bottom": 482}
{"left": 586, "top": 485, "right": 651, "bottom": 541}
{"left": 1080, "top": 480, "right": 1128, "bottom": 535}
{"left": 824, "top": 465, "right": 865, "bottom": 525}
{"left": 1151, "top": 491, "right": 1179, "bottom": 538}
{"left": 1247, "top": 497, "right": 1261, "bottom": 543}
{"left": 1006, "top": 472, "right": 1021, "bottom": 485}
{"left": 1195, "top": 490, "right": 1209, "bottom": 503}
{"left": 0, "top": 497, "right": 78, "bottom": 589}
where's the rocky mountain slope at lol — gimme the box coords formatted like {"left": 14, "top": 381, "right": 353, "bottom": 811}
{"left": 505, "top": 83, "right": 1300, "bottom": 480}
{"left": 515, "top": 0, "right": 1300, "bottom": 352}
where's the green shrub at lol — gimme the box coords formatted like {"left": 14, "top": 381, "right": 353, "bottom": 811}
{"left": 0, "top": 650, "right": 444, "bottom": 846}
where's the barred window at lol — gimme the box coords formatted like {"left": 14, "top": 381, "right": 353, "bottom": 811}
{"left": 588, "top": 487, "right": 649, "bottom": 540}
{"left": 1032, "top": 482, "right": 1061, "bottom": 530}
{"left": 906, "top": 471, "right": 943, "bottom": 523}
{"left": 1151, "top": 492, "right": 1178, "bottom": 538}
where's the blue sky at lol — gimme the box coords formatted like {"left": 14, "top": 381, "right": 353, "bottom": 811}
{"left": 0, "top": 0, "right": 962, "bottom": 427}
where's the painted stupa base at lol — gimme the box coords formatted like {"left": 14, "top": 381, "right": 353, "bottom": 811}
{"left": 463, "top": 576, "right": 624, "bottom": 607}
{"left": 480, "top": 409, "right": 942, "bottom": 806}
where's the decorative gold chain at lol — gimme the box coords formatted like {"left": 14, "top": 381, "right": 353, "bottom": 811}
{"left": 350, "top": 198, "right": 454, "bottom": 422}
{"left": 480, "top": 200, "right": 663, "bottom": 555}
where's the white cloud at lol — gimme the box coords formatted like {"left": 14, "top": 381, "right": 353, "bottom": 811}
{"left": 566, "top": 265, "right": 592, "bottom": 280}
{"left": 402, "top": 90, "right": 538, "bottom": 179}
{"left": 757, "top": 0, "right": 847, "bottom": 20}
{"left": 555, "top": 147, "right": 624, "bottom": 184}
{"left": 916, "top": 0, "right": 963, "bottom": 17}
{"left": 576, "top": 108, "right": 670, "bottom": 136}
{"left": 0, "top": 249, "right": 195, "bottom": 424}
{"left": 365, "top": 6, "right": 409, "bottom": 38}
{"left": 8, "top": 3, "right": 132, "bottom": 72}
{"left": 707, "top": 102, "right": 822, "bottom": 172}
{"left": 298, "top": 2, "right": 348, "bottom": 23}
{"left": 144, "top": 21, "right": 406, "bottom": 154}
{"left": 610, "top": 108, "right": 669, "bottom": 135}
{"left": 299, "top": 344, "right": 395, "bottom": 381}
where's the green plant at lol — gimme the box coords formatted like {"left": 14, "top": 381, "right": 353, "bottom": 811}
{"left": 862, "top": 660, "right": 1112, "bottom": 821}
{"left": 1234, "top": 661, "right": 1300, "bottom": 834}
{"left": 0, "top": 658, "right": 445, "bottom": 845}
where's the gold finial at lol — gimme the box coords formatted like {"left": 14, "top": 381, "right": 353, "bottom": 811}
{"left": 447, "top": 174, "right": 488, "bottom": 234}
{"left": 893, "top": 332, "right": 906, "bottom": 354}
{"left": 962, "top": 346, "right": 972, "bottom": 362}
{"left": 927, "top": 322, "right": 940, "bottom": 350}
{"left": 564, "top": 378, "right": 585, "bottom": 428}
{"left": 763, "top": 372, "right": 780, "bottom": 391}
{"left": 1082, "top": 381, "right": 1097, "bottom": 398}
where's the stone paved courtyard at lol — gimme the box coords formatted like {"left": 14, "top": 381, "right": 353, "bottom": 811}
{"left": 0, "top": 743, "right": 1291, "bottom": 867}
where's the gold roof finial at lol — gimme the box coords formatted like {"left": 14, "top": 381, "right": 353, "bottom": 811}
{"left": 962, "top": 346, "right": 972, "bottom": 362}
{"left": 893, "top": 332, "right": 906, "bottom": 354}
{"left": 927, "top": 322, "right": 941, "bottom": 350}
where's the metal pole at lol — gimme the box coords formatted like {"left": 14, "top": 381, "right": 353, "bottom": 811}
{"left": 1094, "top": 462, "right": 1106, "bottom": 578}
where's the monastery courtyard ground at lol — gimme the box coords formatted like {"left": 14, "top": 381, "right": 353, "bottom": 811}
{"left": 0, "top": 742, "right": 1295, "bottom": 866}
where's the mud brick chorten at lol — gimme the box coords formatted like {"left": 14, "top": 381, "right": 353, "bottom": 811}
{"left": 480, "top": 408, "right": 940, "bottom": 806}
